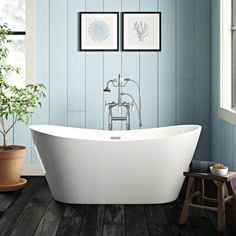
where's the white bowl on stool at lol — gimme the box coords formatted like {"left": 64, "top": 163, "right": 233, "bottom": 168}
{"left": 210, "top": 166, "right": 228, "bottom": 176}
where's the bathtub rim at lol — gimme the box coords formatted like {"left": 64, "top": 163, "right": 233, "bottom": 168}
{"left": 30, "top": 124, "right": 202, "bottom": 142}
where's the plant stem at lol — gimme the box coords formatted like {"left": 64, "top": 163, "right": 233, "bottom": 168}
{"left": 0, "top": 117, "right": 7, "bottom": 147}
{"left": 5, "top": 117, "right": 17, "bottom": 134}
{"left": 3, "top": 134, "right": 7, "bottom": 147}
{"left": 0, "top": 117, "right": 5, "bottom": 133}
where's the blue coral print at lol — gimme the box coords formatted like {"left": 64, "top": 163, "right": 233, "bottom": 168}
{"left": 88, "top": 20, "right": 110, "bottom": 42}
{"left": 133, "top": 21, "right": 149, "bottom": 41}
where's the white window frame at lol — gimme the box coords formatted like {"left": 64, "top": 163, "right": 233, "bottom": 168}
{"left": 219, "top": 0, "right": 236, "bottom": 125}
{"left": 26, "top": 0, "right": 36, "bottom": 83}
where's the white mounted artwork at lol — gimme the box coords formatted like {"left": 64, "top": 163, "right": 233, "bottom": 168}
{"left": 79, "top": 12, "right": 119, "bottom": 51}
{"left": 122, "top": 12, "right": 161, "bottom": 51}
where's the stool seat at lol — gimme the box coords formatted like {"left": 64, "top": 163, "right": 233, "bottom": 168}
{"left": 183, "top": 171, "right": 236, "bottom": 182}
{"left": 179, "top": 171, "right": 236, "bottom": 232}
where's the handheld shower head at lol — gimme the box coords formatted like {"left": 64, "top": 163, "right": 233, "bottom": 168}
{"left": 103, "top": 79, "right": 114, "bottom": 92}
{"left": 103, "top": 87, "right": 111, "bottom": 92}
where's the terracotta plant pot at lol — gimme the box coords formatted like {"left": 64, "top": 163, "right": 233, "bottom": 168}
{"left": 0, "top": 145, "right": 26, "bottom": 185}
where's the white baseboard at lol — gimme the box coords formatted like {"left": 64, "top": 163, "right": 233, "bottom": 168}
{"left": 22, "top": 164, "right": 45, "bottom": 176}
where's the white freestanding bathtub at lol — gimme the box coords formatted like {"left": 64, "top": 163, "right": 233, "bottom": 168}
{"left": 30, "top": 124, "right": 201, "bottom": 204}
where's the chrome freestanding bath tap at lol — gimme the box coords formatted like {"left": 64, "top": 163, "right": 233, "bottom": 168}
{"left": 103, "top": 74, "right": 142, "bottom": 130}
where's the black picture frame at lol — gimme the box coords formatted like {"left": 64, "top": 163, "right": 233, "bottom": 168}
{"left": 79, "top": 12, "right": 119, "bottom": 51}
{"left": 122, "top": 12, "right": 161, "bottom": 51}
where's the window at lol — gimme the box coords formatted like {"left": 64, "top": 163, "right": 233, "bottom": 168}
{"left": 0, "top": 0, "right": 36, "bottom": 84}
{"left": 219, "top": 0, "right": 236, "bottom": 125}
{"left": 0, "top": 0, "right": 26, "bottom": 84}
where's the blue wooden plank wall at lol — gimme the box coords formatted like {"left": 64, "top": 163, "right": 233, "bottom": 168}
{"left": 211, "top": 0, "right": 236, "bottom": 170}
{"left": 7, "top": 0, "right": 212, "bottom": 164}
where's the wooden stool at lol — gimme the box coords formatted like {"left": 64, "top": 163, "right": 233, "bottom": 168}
{"left": 179, "top": 171, "right": 236, "bottom": 232}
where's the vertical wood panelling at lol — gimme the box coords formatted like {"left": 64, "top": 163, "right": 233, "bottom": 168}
{"left": 176, "top": 0, "right": 194, "bottom": 79}
{"left": 121, "top": 53, "right": 139, "bottom": 130}
{"left": 158, "top": 0, "right": 176, "bottom": 127}
{"left": 103, "top": 0, "right": 121, "bottom": 130}
{"left": 193, "top": 0, "right": 211, "bottom": 161}
{"left": 67, "top": 0, "right": 86, "bottom": 128}
{"left": 177, "top": 79, "right": 194, "bottom": 124}
{"left": 68, "top": 0, "right": 86, "bottom": 114}
{"left": 49, "top": 0, "right": 67, "bottom": 126}
{"left": 140, "top": 0, "right": 158, "bottom": 128}
{"left": 85, "top": 53, "right": 103, "bottom": 129}
{"left": 31, "top": 0, "right": 50, "bottom": 163}
{"left": 211, "top": 0, "right": 219, "bottom": 162}
{"left": 14, "top": 123, "right": 31, "bottom": 163}
{"left": 176, "top": 0, "right": 195, "bottom": 127}
{"left": 211, "top": 0, "right": 223, "bottom": 164}
{"left": 85, "top": 0, "right": 104, "bottom": 129}
{"left": 24, "top": 0, "right": 212, "bottom": 164}
{"left": 139, "top": 53, "right": 158, "bottom": 128}
{"left": 224, "top": 123, "right": 233, "bottom": 168}
{"left": 68, "top": 112, "right": 85, "bottom": 128}
{"left": 121, "top": 0, "right": 140, "bottom": 130}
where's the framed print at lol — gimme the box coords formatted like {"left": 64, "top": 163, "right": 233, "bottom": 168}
{"left": 79, "top": 12, "right": 119, "bottom": 51}
{"left": 122, "top": 12, "right": 161, "bottom": 51}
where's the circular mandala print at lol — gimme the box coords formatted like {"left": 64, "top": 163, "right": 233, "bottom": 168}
{"left": 88, "top": 20, "right": 110, "bottom": 42}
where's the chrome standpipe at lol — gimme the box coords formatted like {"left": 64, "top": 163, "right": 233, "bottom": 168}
{"left": 103, "top": 74, "right": 142, "bottom": 130}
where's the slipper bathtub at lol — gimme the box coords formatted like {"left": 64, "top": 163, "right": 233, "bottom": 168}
{"left": 30, "top": 124, "right": 201, "bottom": 204}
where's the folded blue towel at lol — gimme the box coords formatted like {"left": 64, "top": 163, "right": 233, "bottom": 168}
{"left": 190, "top": 160, "right": 216, "bottom": 173}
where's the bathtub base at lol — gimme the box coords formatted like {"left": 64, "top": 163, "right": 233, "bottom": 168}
{"left": 45, "top": 173, "right": 184, "bottom": 204}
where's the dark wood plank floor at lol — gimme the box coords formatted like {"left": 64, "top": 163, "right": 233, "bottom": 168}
{"left": 0, "top": 177, "right": 236, "bottom": 236}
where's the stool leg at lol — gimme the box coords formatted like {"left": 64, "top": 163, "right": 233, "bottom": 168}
{"left": 217, "top": 181, "right": 225, "bottom": 232}
{"left": 197, "top": 178, "right": 205, "bottom": 217}
{"left": 226, "top": 181, "right": 236, "bottom": 215}
{"left": 179, "top": 177, "right": 195, "bottom": 225}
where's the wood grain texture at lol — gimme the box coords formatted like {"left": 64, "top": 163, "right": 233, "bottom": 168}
{"left": 104, "top": 205, "right": 124, "bottom": 225}
{"left": 103, "top": 225, "right": 125, "bottom": 236}
{"left": 226, "top": 181, "right": 236, "bottom": 214}
{"left": 148, "top": 225, "right": 173, "bottom": 236}
{"left": 0, "top": 176, "right": 233, "bottom": 235}
{"left": 0, "top": 191, "right": 19, "bottom": 212}
{"left": 125, "top": 205, "right": 149, "bottom": 236}
{"left": 179, "top": 177, "right": 195, "bottom": 225}
{"left": 80, "top": 205, "right": 105, "bottom": 236}
{"left": 10, "top": 180, "right": 52, "bottom": 236}
{"left": 33, "top": 199, "right": 66, "bottom": 236}
{"left": 217, "top": 181, "right": 225, "bottom": 232}
{"left": 0, "top": 177, "right": 44, "bottom": 236}
{"left": 56, "top": 205, "right": 86, "bottom": 236}
{"left": 145, "top": 204, "right": 168, "bottom": 225}
{"left": 56, "top": 217, "right": 83, "bottom": 236}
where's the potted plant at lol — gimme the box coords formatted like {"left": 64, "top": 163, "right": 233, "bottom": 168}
{"left": 0, "top": 24, "right": 45, "bottom": 189}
